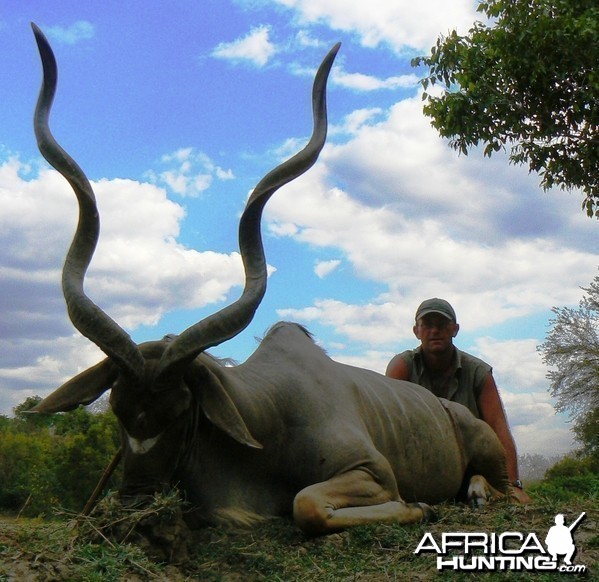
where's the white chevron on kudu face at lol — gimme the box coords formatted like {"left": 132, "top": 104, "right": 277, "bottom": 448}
{"left": 126, "top": 432, "right": 161, "bottom": 455}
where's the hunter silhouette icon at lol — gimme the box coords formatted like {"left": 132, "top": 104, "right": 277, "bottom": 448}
{"left": 545, "top": 512, "right": 586, "bottom": 565}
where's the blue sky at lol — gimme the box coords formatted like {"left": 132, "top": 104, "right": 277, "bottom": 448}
{"left": 1, "top": 0, "right": 597, "bottom": 458}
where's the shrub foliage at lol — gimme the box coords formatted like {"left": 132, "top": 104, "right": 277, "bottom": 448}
{"left": 0, "top": 397, "right": 120, "bottom": 516}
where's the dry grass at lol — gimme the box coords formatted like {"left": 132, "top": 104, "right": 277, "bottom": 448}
{"left": 1, "top": 492, "right": 597, "bottom": 581}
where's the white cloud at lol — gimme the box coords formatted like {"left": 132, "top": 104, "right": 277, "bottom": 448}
{"left": 147, "top": 148, "right": 234, "bottom": 198}
{"left": 501, "top": 388, "right": 575, "bottom": 456}
{"left": 330, "top": 108, "right": 384, "bottom": 136}
{"left": 314, "top": 259, "right": 341, "bottom": 278}
{"left": 472, "top": 337, "right": 547, "bottom": 392}
{"left": 513, "top": 423, "right": 575, "bottom": 458}
{"left": 273, "top": 0, "right": 477, "bottom": 51}
{"left": 212, "top": 25, "right": 277, "bottom": 67}
{"left": 0, "top": 335, "right": 104, "bottom": 412}
{"left": 331, "top": 350, "right": 395, "bottom": 376}
{"left": 265, "top": 94, "right": 597, "bottom": 348}
{"left": 294, "top": 30, "right": 326, "bottom": 49}
{"left": 288, "top": 62, "right": 418, "bottom": 92}
{"left": 46, "top": 20, "right": 95, "bottom": 45}
{"left": 332, "top": 68, "right": 419, "bottom": 91}
{"left": 279, "top": 298, "right": 406, "bottom": 345}
{"left": 269, "top": 166, "right": 595, "bottom": 345}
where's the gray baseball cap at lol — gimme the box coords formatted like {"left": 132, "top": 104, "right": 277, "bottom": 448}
{"left": 415, "top": 298, "right": 457, "bottom": 322}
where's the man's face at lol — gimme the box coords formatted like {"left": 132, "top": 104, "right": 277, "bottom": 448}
{"left": 413, "top": 313, "right": 459, "bottom": 354}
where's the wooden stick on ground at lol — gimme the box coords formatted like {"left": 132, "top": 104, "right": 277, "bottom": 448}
{"left": 83, "top": 448, "right": 123, "bottom": 516}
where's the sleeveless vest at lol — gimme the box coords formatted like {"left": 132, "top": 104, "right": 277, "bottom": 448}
{"left": 398, "top": 346, "right": 491, "bottom": 418}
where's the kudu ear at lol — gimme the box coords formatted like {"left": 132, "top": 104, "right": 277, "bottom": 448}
{"left": 186, "top": 364, "right": 263, "bottom": 449}
{"left": 31, "top": 358, "right": 119, "bottom": 413}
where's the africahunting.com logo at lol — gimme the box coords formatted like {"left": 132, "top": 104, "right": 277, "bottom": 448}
{"left": 414, "top": 512, "right": 587, "bottom": 573}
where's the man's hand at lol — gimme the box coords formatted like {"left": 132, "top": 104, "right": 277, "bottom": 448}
{"left": 510, "top": 486, "right": 532, "bottom": 504}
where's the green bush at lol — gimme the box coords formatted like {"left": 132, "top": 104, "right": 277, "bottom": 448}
{"left": 0, "top": 431, "right": 55, "bottom": 511}
{"left": 528, "top": 454, "right": 599, "bottom": 501}
{"left": 0, "top": 399, "right": 120, "bottom": 516}
{"left": 545, "top": 454, "right": 599, "bottom": 478}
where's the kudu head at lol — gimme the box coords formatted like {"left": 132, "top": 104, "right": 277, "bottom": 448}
{"left": 30, "top": 23, "right": 339, "bottom": 492}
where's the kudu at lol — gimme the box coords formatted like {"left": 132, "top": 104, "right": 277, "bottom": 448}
{"left": 30, "top": 24, "right": 509, "bottom": 536}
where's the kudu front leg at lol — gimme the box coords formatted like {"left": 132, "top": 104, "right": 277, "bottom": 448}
{"left": 293, "top": 468, "right": 433, "bottom": 536}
